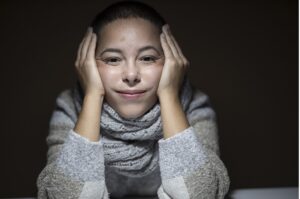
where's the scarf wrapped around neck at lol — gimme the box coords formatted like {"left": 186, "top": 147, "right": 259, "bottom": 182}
{"left": 72, "top": 77, "right": 215, "bottom": 178}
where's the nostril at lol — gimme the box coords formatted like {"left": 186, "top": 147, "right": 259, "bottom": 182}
{"left": 122, "top": 73, "right": 141, "bottom": 84}
{"left": 123, "top": 77, "right": 141, "bottom": 86}
{"left": 134, "top": 78, "right": 141, "bottom": 83}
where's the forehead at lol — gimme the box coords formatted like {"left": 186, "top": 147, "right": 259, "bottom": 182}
{"left": 97, "top": 18, "right": 161, "bottom": 50}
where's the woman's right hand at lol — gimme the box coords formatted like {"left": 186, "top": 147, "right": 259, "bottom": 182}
{"left": 75, "top": 27, "right": 105, "bottom": 96}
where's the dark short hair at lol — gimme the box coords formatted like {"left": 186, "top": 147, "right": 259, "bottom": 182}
{"left": 90, "top": 1, "right": 166, "bottom": 35}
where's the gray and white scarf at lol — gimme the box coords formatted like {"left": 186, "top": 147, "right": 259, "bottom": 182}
{"left": 72, "top": 77, "right": 215, "bottom": 178}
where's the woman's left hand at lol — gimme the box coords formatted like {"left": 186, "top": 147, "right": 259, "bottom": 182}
{"left": 157, "top": 24, "right": 190, "bottom": 99}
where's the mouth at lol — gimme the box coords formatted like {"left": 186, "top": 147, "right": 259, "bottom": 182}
{"left": 116, "top": 89, "right": 147, "bottom": 100}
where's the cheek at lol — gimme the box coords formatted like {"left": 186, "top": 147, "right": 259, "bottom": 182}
{"left": 143, "top": 66, "right": 163, "bottom": 87}
{"left": 97, "top": 64, "right": 118, "bottom": 87}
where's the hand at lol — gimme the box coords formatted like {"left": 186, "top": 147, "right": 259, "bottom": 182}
{"left": 157, "top": 24, "right": 189, "bottom": 99}
{"left": 75, "top": 27, "right": 105, "bottom": 96}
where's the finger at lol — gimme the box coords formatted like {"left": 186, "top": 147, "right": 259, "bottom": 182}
{"left": 163, "top": 25, "right": 180, "bottom": 59}
{"left": 76, "top": 27, "right": 93, "bottom": 65}
{"left": 170, "top": 34, "right": 189, "bottom": 66}
{"left": 160, "top": 33, "right": 174, "bottom": 60}
{"left": 75, "top": 39, "right": 84, "bottom": 67}
{"left": 80, "top": 28, "right": 93, "bottom": 65}
{"left": 87, "top": 33, "right": 97, "bottom": 60}
{"left": 171, "top": 31, "right": 187, "bottom": 63}
{"left": 165, "top": 25, "right": 189, "bottom": 67}
{"left": 162, "top": 25, "right": 174, "bottom": 57}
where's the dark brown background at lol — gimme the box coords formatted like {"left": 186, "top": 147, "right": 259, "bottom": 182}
{"left": 0, "top": 0, "right": 298, "bottom": 197}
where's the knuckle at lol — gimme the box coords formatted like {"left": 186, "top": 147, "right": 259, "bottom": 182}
{"left": 79, "top": 61, "right": 84, "bottom": 67}
{"left": 183, "top": 57, "right": 190, "bottom": 66}
{"left": 168, "top": 59, "right": 176, "bottom": 66}
{"left": 83, "top": 60, "right": 90, "bottom": 66}
{"left": 183, "top": 61, "right": 188, "bottom": 67}
{"left": 177, "top": 59, "right": 183, "bottom": 66}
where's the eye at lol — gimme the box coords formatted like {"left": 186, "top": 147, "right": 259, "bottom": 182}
{"left": 103, "top": 57, "right": 121, "bottom": 65}
{"left": 139, "top": 56, "right": 158, "bottom": 63}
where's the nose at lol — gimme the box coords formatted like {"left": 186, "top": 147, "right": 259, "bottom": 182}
{"left": 122, "top": 62, "right": 141, "bottom": 86}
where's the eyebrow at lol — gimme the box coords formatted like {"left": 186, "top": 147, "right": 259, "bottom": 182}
{"left": 99, "top": 45, "right": 161, "bottom": 56}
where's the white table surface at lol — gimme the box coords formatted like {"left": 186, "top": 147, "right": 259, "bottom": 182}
{"left": 229, "top": 187, "right": 298, "bottom": 199}
{"left": 2, "top": 187, "right": 298, "bottom": 199}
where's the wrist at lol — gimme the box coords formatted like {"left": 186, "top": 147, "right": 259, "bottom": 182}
{"left": 83, "top": 91, "right": 104, "bottom": 109}
{"left": 85, "top": 89, "right": 105, "bottom": 99}
{"left": 159, "top": 91, "right": 189, "bottom": 139}
{"left": 158, "top": 90, "right": 180, "bottom": 105}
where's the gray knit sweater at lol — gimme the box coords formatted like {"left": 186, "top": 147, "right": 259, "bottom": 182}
{"left": 37, "top": 88, "right": 230, "bottom": 199}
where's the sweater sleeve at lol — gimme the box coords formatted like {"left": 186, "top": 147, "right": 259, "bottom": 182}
{"left": 36, "top": 90, "right": 110, "bottom": 199}
{"left": 156, "top": 120, "right": 230, "bottom": 199}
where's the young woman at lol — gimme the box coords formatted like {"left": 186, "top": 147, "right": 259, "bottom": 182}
{"left": 37, "top": 1, "right": 230, "bottom": 198}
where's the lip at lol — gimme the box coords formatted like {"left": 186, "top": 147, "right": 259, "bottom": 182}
{"left": 116, "top": 90, "right": 146, "bottom": 100}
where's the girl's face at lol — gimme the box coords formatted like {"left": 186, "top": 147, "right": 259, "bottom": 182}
{"left": 95, "top": 18, "right": 164, "bottom": 119}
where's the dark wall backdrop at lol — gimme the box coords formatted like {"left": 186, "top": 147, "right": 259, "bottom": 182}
{"left": 0, "top": 0, "right": 297, "bottom": 197}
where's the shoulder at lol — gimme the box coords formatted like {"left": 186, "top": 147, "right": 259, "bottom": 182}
{"left": 191, "top": 86, "right": 212, "bottom": 106}
{"left": 55, "top": 89, "right": 74, "bottom": 110}
{"left": 51, "top": 87, "right": 79, "bottom": 124}
{"left": 187, "top": 86, "right": 217, "bottom": 125}
{"left": 188, "top": 88, "right": 220, "bottom": 154}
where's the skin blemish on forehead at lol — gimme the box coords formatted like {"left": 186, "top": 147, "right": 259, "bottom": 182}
{"left": 96, "top": 18, "right": 162, "bottom": 56}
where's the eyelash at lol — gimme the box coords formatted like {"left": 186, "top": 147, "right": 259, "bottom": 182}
{"left": 103, "top": 56, "right": 158, "bottom": 65}
{"left": 103, "top": 57, "right": 121, "bottom": 64}
{"left": 140, "top": 56, "right": 158, "bottom": 63}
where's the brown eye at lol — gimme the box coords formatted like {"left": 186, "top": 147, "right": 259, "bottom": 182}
{"left": 104, "top": 57, "right": 121, "bottom": 65}
{"left": 140, "top": 56, "right": 157, "bottom": 63}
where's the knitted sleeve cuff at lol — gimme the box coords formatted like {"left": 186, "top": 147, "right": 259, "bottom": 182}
{"left": 70, "top": 129, "right": 102, "bottom": 145}
{"left": 158, "top": 126, "right": 208, "bottom": 180}
{"left": 55, "top": 129, "right": 105, "bottom": 182}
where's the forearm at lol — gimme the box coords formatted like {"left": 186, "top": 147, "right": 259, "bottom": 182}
{"left": 74, "top": 91, "right": 104, "bottom": 141}
{"left": 37, "top": 129, "right": 108, "bottom": 198}
{"left": 159, "top": 93, "right": 189, "bottom": 139}
{"left": 157, "top": 123, "right": 230, "bottom": 199}
{"left": 37, "top": 90, "right": 109, "bottom": 198}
